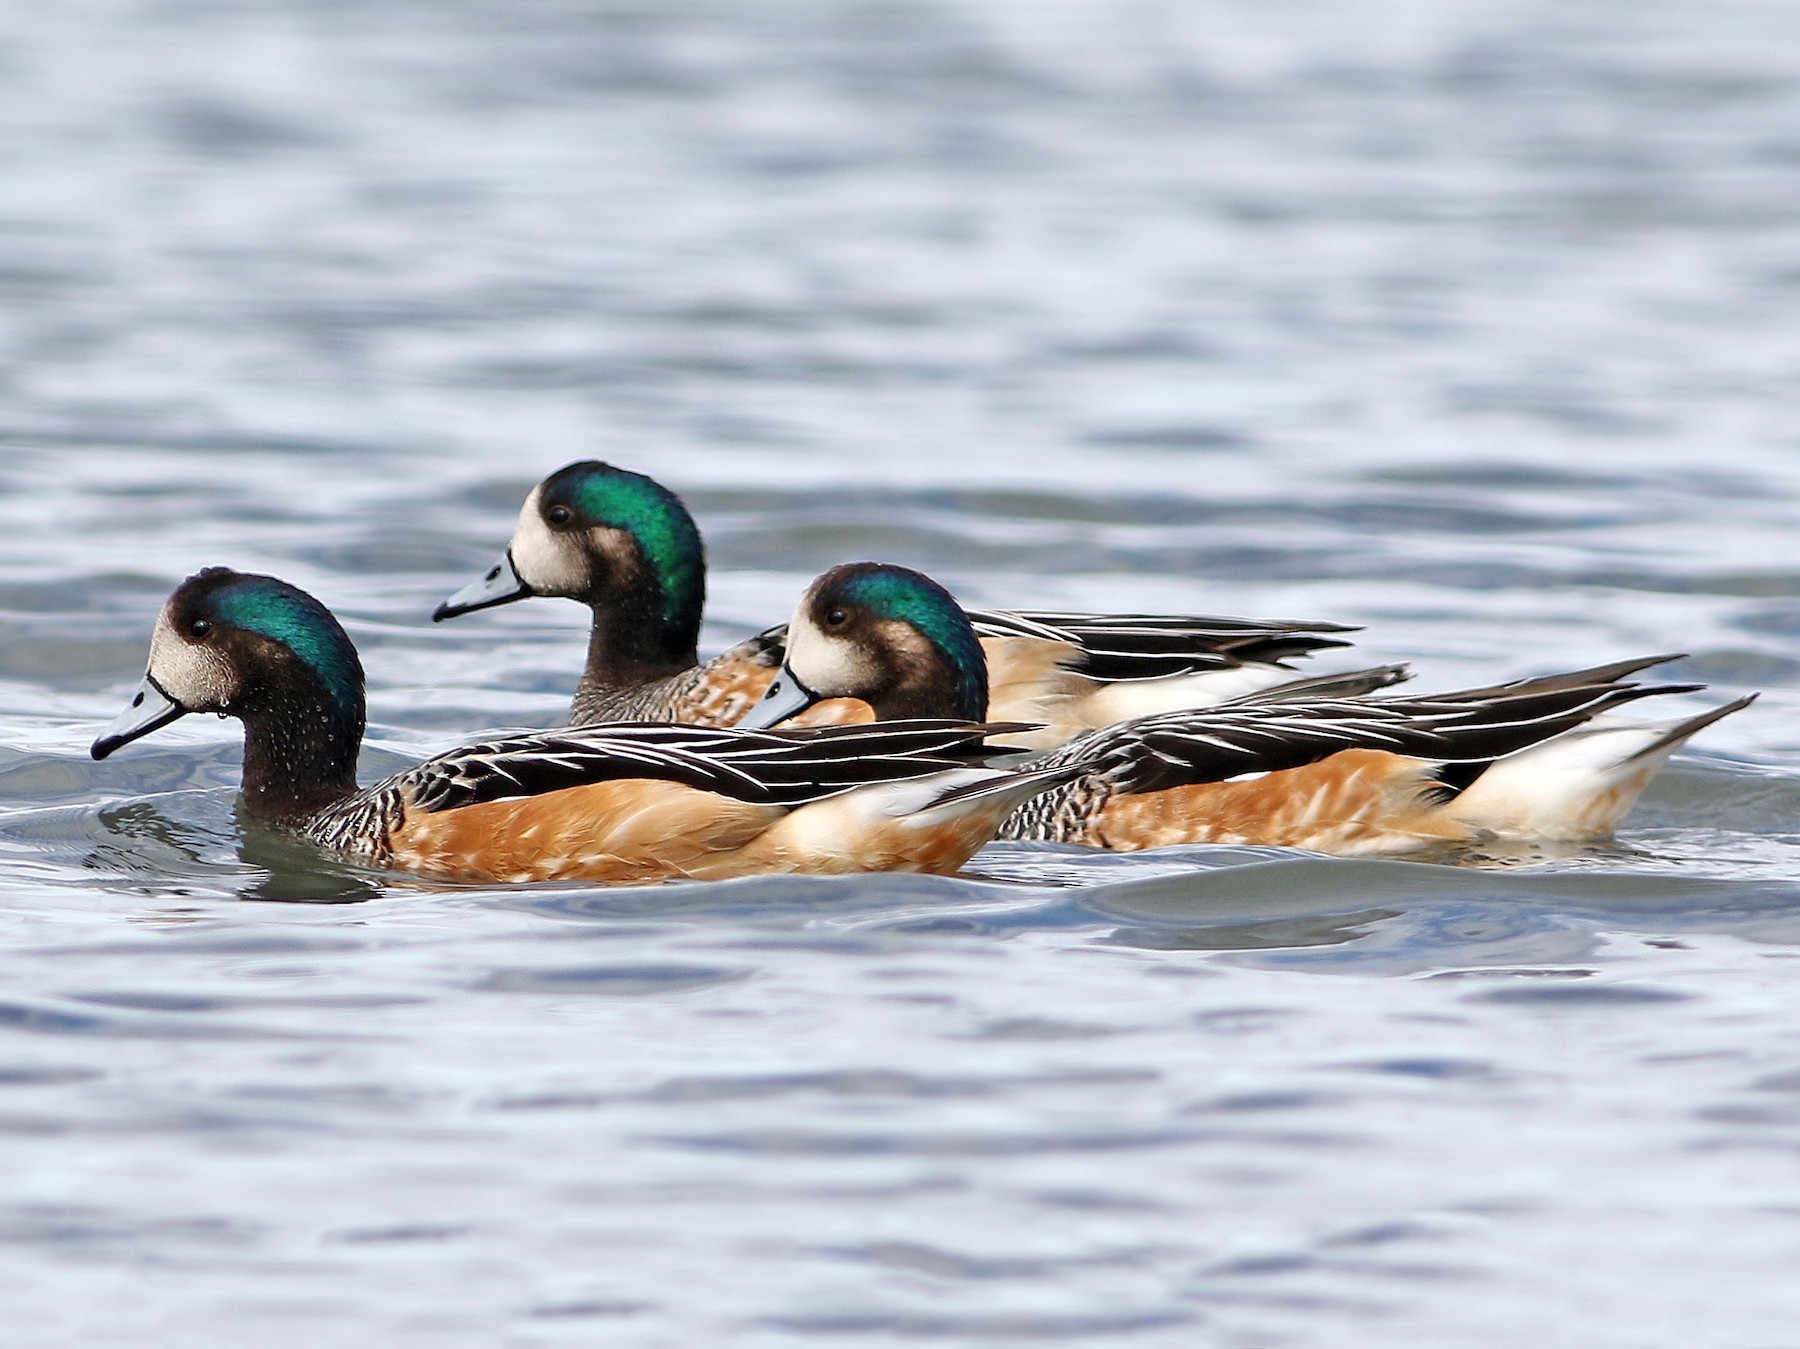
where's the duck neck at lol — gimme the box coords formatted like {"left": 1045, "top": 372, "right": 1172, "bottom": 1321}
{"left": 237, "top": 677, "right": 365, "bottom": 825}
{"left": 869, "top": 649, "right": 988, "bottom": 722}
{"left": 578, "top": 581, "right": 701, "bottom": 697}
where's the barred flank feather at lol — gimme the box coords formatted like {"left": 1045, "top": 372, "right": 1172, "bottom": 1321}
{"left": 573, "top": 636, "right": 872, "bottom": 728}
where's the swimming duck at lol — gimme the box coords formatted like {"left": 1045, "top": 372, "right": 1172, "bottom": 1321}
{"left": 742, "top": 562, "right": 1754, "bottom": 855}
{"left": 432, "top": 460, "right": 1392, "bottom": 746}
{"left": 90, "top": 568, "right": 1083, "bottom": 885}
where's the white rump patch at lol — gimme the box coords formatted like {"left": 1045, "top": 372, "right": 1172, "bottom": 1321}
{"left": 1443, "top": 721, "right": 1691, "bottom": 840}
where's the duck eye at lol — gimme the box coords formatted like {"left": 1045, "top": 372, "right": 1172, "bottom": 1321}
{"left": 546, "top": 504, "right": 574, "bottom": 527}
{"left": 825, "top": 608, "right": 848, "bottom": 627}
{"left": 188, "top": 619, "right": 212, "bottom": 639}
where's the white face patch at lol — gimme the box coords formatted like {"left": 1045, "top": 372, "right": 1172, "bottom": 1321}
{"left": 146, "top": 605, "right": 239, "bottom": 710}
{"left": 784, "top": 607, "right": 867, "bottom": 697}
{"left": 509, "top": 484, "right": 593, "bottom": 598}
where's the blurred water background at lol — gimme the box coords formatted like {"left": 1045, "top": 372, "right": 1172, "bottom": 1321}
{"left": 3, "top": 0, "right": 1800, "bottom": 1344}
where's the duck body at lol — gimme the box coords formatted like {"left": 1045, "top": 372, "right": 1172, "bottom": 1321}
{"left": 745, "top": 563, "right": 1753, "bottom": 856}
{"left": 92, "top": 568, "right": 1073, "bottom": 885}
{"left": 313, "top": 724, "right": 1068, "bottom": 885}
{"left": 996, "top": 686, "right": 1749, "bottom": 856}
{"left": 434, "top": 461, "right": 1379, "bottom": 744}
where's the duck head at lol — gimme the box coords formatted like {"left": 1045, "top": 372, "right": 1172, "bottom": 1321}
{"left": 743, "top": 563, "right": 988, "bottom": 727}
{"left": 434, "top": 461, "right": 706, "bottom": 671}
{"left": 93, "top": 568, "right": 366, "bottom": 820}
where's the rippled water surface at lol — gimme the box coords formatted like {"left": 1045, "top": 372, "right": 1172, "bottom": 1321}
{"left": 5, "top": 1, "right": 1800, "bottom": 1344}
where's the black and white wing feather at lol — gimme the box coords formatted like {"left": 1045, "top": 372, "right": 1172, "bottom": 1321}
{"left": 751, "top": 610, "right": 1355, "bottom": 684}
{"left": 965, "top": 609, "right": 1356, "bottom": 680}
{"left": 1041, "top": 675, "right": 1699, "bottom": 795}
{"left": 392, "top": 720, "right": 1029, "bottom": 815}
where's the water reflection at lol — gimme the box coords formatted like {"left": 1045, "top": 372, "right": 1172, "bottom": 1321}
{"left": 233, "top": 816, "right": 384, "bottom": 905}
{"left": 62, "top": 798, "right": 383, "bottom": 904}
{"left": 1108, "top": 906, "right": 1401, "bottom": 952}
{"left": 93, "top": 799, "right": 218, "bottom": 867}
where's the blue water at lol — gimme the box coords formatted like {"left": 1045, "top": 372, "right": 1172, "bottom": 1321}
{"left": 3, "top": 1, "right": 1800, "bottom": 1344}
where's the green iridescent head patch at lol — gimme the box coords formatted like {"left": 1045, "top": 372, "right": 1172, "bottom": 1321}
{"left": 835, "top": 564, "right": 988, "bottom": 720}
{"left": 544, "top": 461, "right": 705, "bottom": 646}
{"left": 190, "top": 569, "right": 365, "bottom": 716}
